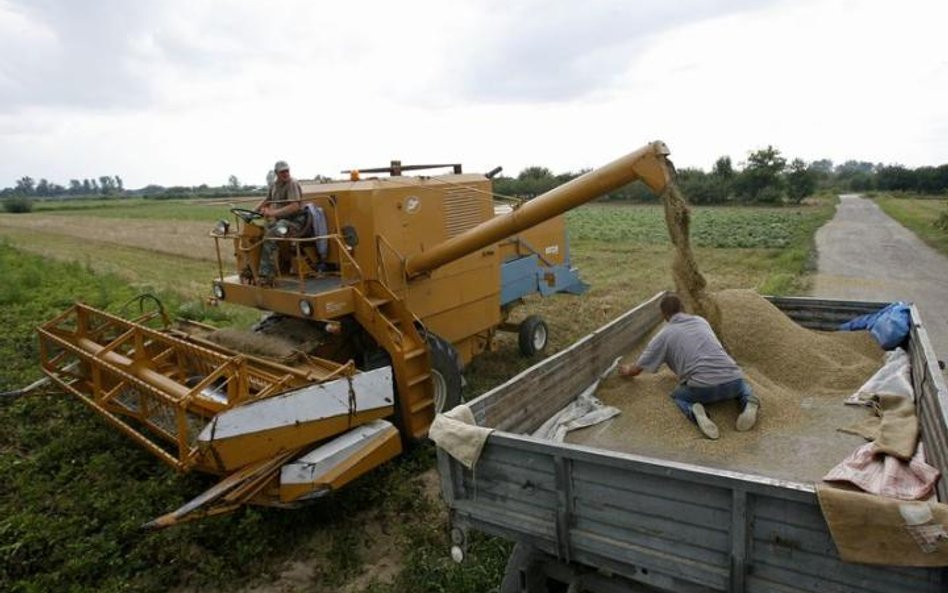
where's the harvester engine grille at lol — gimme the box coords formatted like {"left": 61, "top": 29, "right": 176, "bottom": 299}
{"left": 443, "top": 187, "right": 482, "bottom": 238}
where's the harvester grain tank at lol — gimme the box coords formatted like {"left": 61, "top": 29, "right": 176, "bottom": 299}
{"left": 35, "top": 141, "right": 674, "bottom": 525}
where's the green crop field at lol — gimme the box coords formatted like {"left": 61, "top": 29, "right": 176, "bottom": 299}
{"left": 0, "top": 197, "right": 836, "bottom": 593}
{"left": 32, "top": 197, "right": 257, "bottom": 221}
{"left": 567, "top": 204, "right": 821, "bottom": 249}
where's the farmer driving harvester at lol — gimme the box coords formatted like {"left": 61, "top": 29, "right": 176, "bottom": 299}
{"left": 254, "top": 160, "right": 305, "bottom": 286}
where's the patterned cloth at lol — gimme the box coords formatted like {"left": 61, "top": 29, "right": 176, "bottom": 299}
{"left": 823, "top": 441, "right": 940, "bottom": 501}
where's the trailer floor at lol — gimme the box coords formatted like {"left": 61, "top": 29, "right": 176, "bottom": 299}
{"left": 568, "top": 380, "right": 871, "bottom": 485}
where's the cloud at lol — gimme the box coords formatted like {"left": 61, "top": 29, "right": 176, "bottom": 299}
{"left": 0, "top": 0, "right": 778, "bottom": 116}
{"left": 0, "top": 1, "right": 356, "bottom": 114}
{"left": 0, "top": 0, "right": 168, "bottom": 112}
{"left": 442, "top": 0, "right": 778, "bottom": 103}
{"left": 1, "top": 0, "right": 945, "bottom": 189}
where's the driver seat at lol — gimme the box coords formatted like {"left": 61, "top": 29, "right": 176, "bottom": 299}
{"left": 293, "top": 203, "right": 330, "bottom": 275}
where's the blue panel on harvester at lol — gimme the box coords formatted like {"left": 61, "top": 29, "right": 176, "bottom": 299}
{"left": 538, "top": 265, "right": 589, "bottom": 297}
{"left": 500, "top": 255, "right": 589, "bottom": 306}
{"left": 500, "top": 255, "right": 540, "bottom": 306}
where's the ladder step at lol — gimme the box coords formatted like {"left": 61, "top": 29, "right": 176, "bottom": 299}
{"left": 409, "top": 398, "right": 434, "bottom": 414}
{"left": 367, "top": 297, "right": 389, "bottom": 308}
{"left": 407, "top": 373, "right": 431, "bottom": 387}
{"left": 404, "top": 347, "right": 427, "bottom": 360}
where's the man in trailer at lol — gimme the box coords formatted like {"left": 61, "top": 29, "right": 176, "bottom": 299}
{"left": 619, "top": 293, "right": 759, "bottom": 440}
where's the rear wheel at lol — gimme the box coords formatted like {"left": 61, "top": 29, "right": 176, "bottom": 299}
{"left": 426, "top": 333, "right": 463, "bottom": 413}
{"left": 518, "top": 315, "right": 548, "bottom": 357}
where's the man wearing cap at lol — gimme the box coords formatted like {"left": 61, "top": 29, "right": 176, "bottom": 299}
{"left": 254, "top": 160, "right": 306, "bottom": 284}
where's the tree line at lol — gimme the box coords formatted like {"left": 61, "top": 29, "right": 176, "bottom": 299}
{"left": 0, "top": 174, "right": 265, "bottom": 212}
{"left": 493, "top": 146, "right": 948, "bottom": 205}
{"left": 4, "top": 175, "right": 124, "bottom": 197}
{"left": 4, "top": 146, "right": 948, "bottom": 213}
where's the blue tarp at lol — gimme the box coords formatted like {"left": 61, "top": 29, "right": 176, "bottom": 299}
{"left": 838, "top": 302, "right": 912, "bottom": 350}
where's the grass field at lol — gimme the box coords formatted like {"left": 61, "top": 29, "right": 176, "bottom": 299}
{"left": 874, "top": 194, "right": 948, "bottom": 257}
{"left": 0, "top": 197, "right": 836, "bottom": 593}
{"left": 32, "top": 196, "right": 258, "bottom": 221}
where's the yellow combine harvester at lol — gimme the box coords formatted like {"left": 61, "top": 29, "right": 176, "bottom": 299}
{"left": 36, "top": 141, "right": 674, "bottom": 526}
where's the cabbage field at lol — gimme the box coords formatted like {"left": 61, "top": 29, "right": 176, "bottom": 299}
{"left": 567, "top": 203, "right": 823, "bottom": 249}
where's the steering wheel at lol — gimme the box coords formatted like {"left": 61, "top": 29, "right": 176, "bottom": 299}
{"left": 230, "top": 207, "right": 264, "bottom": 223}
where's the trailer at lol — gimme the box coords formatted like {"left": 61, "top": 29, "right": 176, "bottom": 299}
{"left": 436, "top": 292, "right": 948, "bottom": 592}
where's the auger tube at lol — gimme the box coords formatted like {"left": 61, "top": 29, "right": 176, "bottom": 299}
{"left": 404, "top": 141, "right": 673, "bottom": 278}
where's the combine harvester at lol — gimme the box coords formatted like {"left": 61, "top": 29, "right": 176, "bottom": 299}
{"left": 35, "top": 142, "right": 675, "bottom": 526}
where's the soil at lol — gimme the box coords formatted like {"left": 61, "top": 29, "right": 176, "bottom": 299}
{"left": 224, "top": 518, "right": 403, "bottom": 593}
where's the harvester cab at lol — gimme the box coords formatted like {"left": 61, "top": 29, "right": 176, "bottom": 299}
{"left": 35, "top": 142, "right": 674, "bottom": 526}
{"left": 209, "top": 159, "right": 594, "bottom": 423}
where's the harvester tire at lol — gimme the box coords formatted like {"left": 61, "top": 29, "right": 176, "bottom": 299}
{"left": 518, "top": 315, "right": 548, "bottom": 357}
{"left": 427, "top": 333, "right": 463, "bottom": 414}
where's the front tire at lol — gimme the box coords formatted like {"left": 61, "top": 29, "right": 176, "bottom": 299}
{"left": 427, "top": 333, "right": 463, "bottom": 413}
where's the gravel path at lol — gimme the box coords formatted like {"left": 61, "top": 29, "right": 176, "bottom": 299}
{"left": 812, "top": 194, "right": 948, "bottom": 364}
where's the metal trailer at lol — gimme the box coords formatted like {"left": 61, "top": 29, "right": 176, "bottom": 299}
{"left": 436, "top": 292, "right": 948, "bottom": 593}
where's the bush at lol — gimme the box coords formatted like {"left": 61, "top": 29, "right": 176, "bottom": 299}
{"left": 2, "top": 196, "right": 34, "bottom": 213}
{"left": 935, "top": 209, "right": 948, "bottom": 231}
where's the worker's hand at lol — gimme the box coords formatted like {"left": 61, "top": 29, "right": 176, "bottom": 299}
{"left": 618, "top": 363, "right": 642, "bottom": 378}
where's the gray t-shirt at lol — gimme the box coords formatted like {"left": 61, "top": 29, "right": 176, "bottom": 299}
{"left": 266, "top": 177, "right": 303, "bottom": 206}
{"left": 636, "top": 313, "right": 742, "bottom": 387}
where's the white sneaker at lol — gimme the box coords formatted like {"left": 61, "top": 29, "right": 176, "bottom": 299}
{"left": 736, "top": 402, "right": 759, "bottom": 432}
{"left": 691, "top": 403, "right": 719, "bottom": 440}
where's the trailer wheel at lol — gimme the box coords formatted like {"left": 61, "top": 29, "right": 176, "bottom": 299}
{"left": 427, "top": 333, "right": 463, "bottom": 413}
{"left": 518, "top": 315, "right": 548, "bottom": 357}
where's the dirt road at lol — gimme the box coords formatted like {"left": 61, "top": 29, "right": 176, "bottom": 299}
{"left": 812, "top": 194, "right": 948, "bottom": 363}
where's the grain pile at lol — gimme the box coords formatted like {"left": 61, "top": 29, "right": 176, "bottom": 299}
{"left": 567, "top": 289, "right": 883, "bottom": 482}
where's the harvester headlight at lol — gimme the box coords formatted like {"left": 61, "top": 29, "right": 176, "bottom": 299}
{"left": 212, "top": 219, "right": 230, "bottom": 235}
{"left": 298, "top": 299, "right": 313, "bottom": 317}
{"left": 212, "top": 283, "right": 225, "bottom": 300}
{"left": 275, "top": 220, "right": 291, "bottom": 237}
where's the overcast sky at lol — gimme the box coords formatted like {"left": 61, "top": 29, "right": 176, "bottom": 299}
{"left": 2, "top": 0, "right": 946, "bottom": 189}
